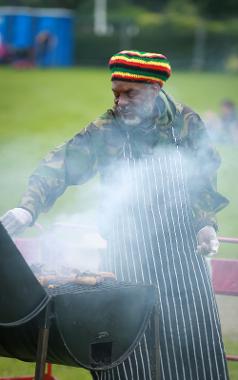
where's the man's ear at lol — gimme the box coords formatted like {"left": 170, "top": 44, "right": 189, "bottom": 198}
{"left": 155, "top": 83, "right": 161, "bottom": 92}
{"left": 150, "top": 83, "right": 161, "bottom": 96}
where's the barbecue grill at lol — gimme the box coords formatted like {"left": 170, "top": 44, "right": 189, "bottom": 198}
{"left": 0, "top": 223, "right": 160, "bottom": 379}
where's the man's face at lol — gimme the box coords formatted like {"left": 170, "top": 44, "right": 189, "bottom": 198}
{"left": 112, "top": 81, "right": 160, "bottom": 127}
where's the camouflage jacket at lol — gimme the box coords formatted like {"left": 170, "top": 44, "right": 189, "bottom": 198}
{"left": 19, "top": 90, "right": 229, "bottom": 233}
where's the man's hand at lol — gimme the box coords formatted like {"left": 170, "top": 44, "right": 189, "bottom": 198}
{"left": 197, "top": 226, "right": 220, "bottom": 257}
{"left": 0, "top": 208, "right": 33, "bottom": 237}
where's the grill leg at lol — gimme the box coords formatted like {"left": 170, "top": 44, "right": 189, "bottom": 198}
{"left": 35, "top": 302, "right": 51, "bottom": 380}
{"left": 151, "top": 302, "right": 160, "bottom": 380}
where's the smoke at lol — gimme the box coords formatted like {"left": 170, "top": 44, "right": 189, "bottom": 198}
{"left": 31, "top": 211, "right": 107, "bottom": 274}
{"left": 14, "top": 146, "right": 189, "bottom": 276}
{"left": 0, "top": 134, "right": 63, "bottom": 215}
{"left": 2, "top": 102, "right": 233, "bottom": 279}
{"left": 0, "top": 136, "right": 105, "bottom": 274}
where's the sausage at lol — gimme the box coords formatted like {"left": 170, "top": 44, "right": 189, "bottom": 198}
{"left": 36, "top": 271, "right": 116, "bottom": 287}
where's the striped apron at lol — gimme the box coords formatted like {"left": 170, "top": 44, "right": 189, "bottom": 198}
{"left": 91, "top": 135, "right": 229, "bottom": 380}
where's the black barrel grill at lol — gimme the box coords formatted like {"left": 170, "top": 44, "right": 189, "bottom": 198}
{"left": 0, "top": 223, "right": 160, "bottom": 379}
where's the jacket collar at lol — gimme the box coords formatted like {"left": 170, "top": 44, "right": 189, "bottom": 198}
{"left": 115, "top": 90, "right": 177, "bottom": 133}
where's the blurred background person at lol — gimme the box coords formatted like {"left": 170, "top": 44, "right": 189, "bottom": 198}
{"left": 0, "top": 32, "right": 12, "bottom": 65}
{"left": 203, "top": 100, "right": 238, "bottom": 144}
{"left": 220, "top": 100, "right": 238, "bottom": 143}
{"left": 35, "top": 30, "right": 54, "bottom": 67}
{"left": 203, "top": 110, "right": 223, "bottom": 143}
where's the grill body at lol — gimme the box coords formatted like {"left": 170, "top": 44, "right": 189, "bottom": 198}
{"left": 0, "top": 223, "right": 158, "bottom": 371}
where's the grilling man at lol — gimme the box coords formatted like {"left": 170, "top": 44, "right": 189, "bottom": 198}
{"left": 1, "top": 50, "right": 229, "bottom": 380}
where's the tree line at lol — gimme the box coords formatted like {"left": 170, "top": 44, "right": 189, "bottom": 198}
{"left": 0, "top": 0, "right": 237, "bottom": 19}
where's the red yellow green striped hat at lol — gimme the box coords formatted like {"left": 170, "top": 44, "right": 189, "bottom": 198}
{"left": 109, "top": 50, "right": 171, "bottom": 87}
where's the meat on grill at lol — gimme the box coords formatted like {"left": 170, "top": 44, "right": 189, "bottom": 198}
{"left": 33, "top": 272, "right": 116, "bottom": 288}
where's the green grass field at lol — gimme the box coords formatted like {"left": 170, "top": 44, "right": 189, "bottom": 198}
{"left": 0, "top": 68, "right": 237, "bottom": 379}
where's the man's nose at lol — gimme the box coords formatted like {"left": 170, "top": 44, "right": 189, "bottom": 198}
{"left": 117, "top": 95, "right": 128, "bottom": 107}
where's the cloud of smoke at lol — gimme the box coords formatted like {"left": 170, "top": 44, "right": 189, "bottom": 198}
{"left": 32, "top": 211, "right": 106, "bottom": 274}
{"left": 2, "top": 98, "right": 233, "bottom": 279}
{"left": 14, "top": 147, "right": 187, "bottom": 276}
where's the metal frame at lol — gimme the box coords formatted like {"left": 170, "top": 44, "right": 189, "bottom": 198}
{"left": 2, "top": 233, "right": 236, "bottom": 379}
{"left": 34, "top": 303, "right": 52, "bottom": 380}
{"left": 151, "top": 302, "right": 160, "bottom": 380}
{"left": 0, "top": 294, "right": 54, "bottom": 380}
{"left": 213, "top": 236, "right": 238, "bottom": 363}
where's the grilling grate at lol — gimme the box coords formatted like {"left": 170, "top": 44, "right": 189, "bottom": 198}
{"left": 46, "top": 280, "right": 141, "bottom": 296}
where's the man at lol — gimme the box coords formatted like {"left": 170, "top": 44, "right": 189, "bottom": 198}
{"left": 204, "top": 99, "right": 238, "bottom": 144}
{"left": 1, "top": 50, "right": 229, "bottom": 379}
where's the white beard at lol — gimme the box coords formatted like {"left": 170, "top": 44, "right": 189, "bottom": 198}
{"left": 120, "top": 114, "right": 142, "bottom": 126}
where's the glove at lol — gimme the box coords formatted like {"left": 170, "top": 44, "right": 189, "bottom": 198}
{"left": 0, "top": 208, "right": 33, "bottom": 237}
{"left": 197, "top": 225, "right": 220, "bottom": 257}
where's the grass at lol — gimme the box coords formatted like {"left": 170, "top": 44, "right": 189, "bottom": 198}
{"left": 0, "top": 358, "right": 92, "bottom": 379}
{"left": 0, "top": 343, "right": 237, "bottom": 379}
{"left": 0, "top": 67, "right": 238, "bottom": 379}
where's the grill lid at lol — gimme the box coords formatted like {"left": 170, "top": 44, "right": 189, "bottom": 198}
{"left": 0, "top": 223, "right": 49, "bottom": 326}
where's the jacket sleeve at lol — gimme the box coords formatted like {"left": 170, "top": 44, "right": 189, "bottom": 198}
{"left": 19, "top": 124, "right": 98, "bottom": 222}
{"left": 181, "top": 107, "right": 229, "bottom": 233}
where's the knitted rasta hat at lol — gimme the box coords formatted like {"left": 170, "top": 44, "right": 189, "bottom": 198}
{"left": 109, "top": 50, "right": 171, "bottom": 87}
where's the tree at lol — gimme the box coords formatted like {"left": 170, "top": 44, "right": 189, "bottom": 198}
{"left": 0, "top": 0, "right": 80, "bottom": 9}
{"left": 192, "top": 0, "right": 238, "bottom": 18}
